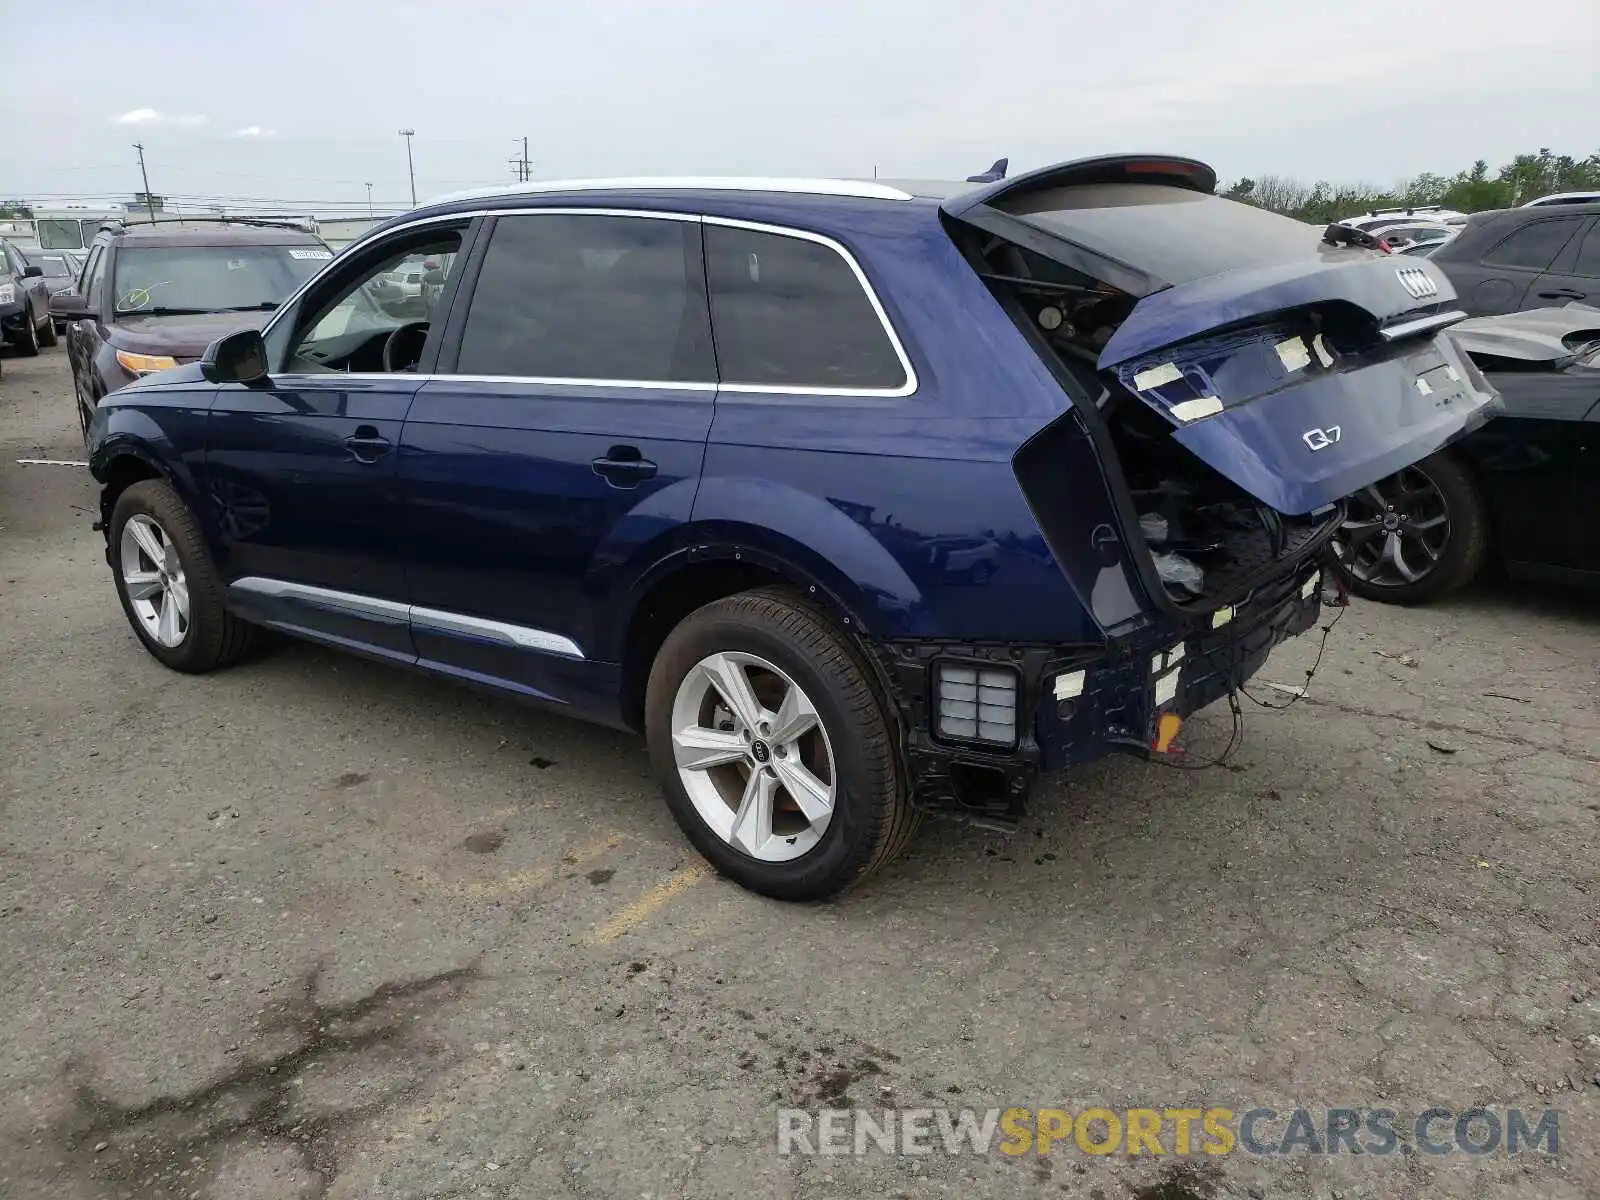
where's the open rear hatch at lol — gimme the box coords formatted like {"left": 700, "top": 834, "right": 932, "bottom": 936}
{"left": 945, "top": 156, "right": 1500, "bottom": 615}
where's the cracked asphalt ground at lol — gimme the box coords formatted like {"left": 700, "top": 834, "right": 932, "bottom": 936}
{"left": 1, "top": 342, "right": 1597, "bottom": 1200}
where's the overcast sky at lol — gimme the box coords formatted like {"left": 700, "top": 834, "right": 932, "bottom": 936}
{"left": 3, "top": 0, "right": 1596, "bottom": 213}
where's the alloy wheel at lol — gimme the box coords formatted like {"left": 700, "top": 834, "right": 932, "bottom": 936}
{"left": 669, "top": 651, "right": 836, "bottom": 862}
{"left": 120, "top": 514, "right": 191, "bottom": 648}
{"left": 1334, "top": 465, "right": 1451, "bottom": 588}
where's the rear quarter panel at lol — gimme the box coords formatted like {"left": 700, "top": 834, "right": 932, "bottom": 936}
{"left": 685, "top": 198, "right": 1133, "bottom": 646}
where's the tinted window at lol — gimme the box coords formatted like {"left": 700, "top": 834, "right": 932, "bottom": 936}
{"left": 111, "top": 245, "right": 328, "bottom": 314}
{"left": 704, "top": 224, "right": 906, "bottom": 390}
{"left": 456, "top": 213, "right": 712, "bottom": 382}
{"left": 82, "top": 246, "right": 106, "bottom": 306}
{"left": 1481, "top": 219, "right": 1583, "bottom": 270}
{"left": 1572, "top": 226, "right": 1600, "bottom": 277}
{"left": 1000, "top": 184, "right": 1326, "bottom": 285}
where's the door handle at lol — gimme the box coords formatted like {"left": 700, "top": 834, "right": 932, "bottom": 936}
{"left": 344, "top": 424, "right": 392, "bottom": 464}
{"left": 591, "top": 445, "right": 658, "bottom": 488}
{"left": 1537, "top": 288, "right": 1587, "bottom": 300}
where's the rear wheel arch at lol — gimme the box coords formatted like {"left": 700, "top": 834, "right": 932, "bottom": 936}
{"left": 617, "top": 551, "right": 884, "bottom": 734}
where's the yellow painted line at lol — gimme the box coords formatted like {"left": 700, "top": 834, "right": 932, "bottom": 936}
{"left": 590, "top": 865, "right": 709, "bottom": 944}
{"left": 457, "top": 831, "right": 624, "bottom": 900}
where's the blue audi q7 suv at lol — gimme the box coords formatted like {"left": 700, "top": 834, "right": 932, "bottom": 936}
{"left": 86, "top": 156, "right": 1497, "bottom": 900}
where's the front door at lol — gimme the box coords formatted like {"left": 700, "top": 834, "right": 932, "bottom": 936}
{"left": 399, "top": 210, "right": 717, "bottom": 709}
{"left": 202, "top": 221, "right": 475, "bottom": 660}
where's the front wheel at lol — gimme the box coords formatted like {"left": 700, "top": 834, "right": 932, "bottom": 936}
{"left": 37, "top": 312, "right": 58, "bottom": 347}
{"left": 644, "top": 589, "right": 918, "bottom": 901}
{"left": 14, "top": 309, "right": 40, "bottom": 356}
{"left": 1332, "top": 450, "right": 1489, "bottom": 604}
{"left": 110, "top": 480, "right": 258, "bottom": 672}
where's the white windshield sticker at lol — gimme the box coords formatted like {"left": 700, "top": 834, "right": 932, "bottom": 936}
{"left": 290, "top": 248, "right": 333, "bottom": 260}
{"left": 1276, "top": 337, "right": 1311, "bottom": 373}
{"left": 1133, "top": 362, "right": 1183, "bottom": 391}
{"left": 1170, "top": 396, "right": 1223, "bottom": 422}
{"left": 1053, "top": 670, "right": 1085, "bottom": 701}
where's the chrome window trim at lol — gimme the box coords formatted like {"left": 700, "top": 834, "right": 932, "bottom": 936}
{"left": 699, "top": 214, "right": 918, "bottom": 398}
{"left": 260, "top": 206, "right": 920, "bottom": 399}
{"left": 228, "top": 577, "right": 585, "bottom": 660}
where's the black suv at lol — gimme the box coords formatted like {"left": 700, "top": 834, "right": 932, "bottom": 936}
{"left": 1, "top": 236, "right": 58, "bottom": 356}
{"left": 52, "top": 218, "right": 332, "bottom": 438}
{"left": 1431, "top": 202, "right": 1600, "bottom": 316}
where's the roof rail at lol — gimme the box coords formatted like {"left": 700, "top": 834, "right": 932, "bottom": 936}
{"left": 422, "top": 177, "right": 917, "bottom": 206}
{"left": 99, "top": 214, "right": 317, "bottom": 233}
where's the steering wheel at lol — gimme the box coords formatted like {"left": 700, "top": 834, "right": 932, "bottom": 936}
{"left": 381, "top": 321, "right": 430, "bottom": 373}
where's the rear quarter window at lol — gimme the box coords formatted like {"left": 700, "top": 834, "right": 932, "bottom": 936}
{"left": 998, "top": 184, "right": 1327, "bottom": 285}
{"left": 703, "top": 224, "right": 909, "bottom": 392}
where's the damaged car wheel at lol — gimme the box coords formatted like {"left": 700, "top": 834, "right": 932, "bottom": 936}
{"left": 1332, "top": 451, "right": 1489, "bottom": 604}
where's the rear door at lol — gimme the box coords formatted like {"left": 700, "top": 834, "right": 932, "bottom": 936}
{"left": 945, "top": 165, "right": 1498, "bottom": 516}
{"left": 398, "top": 209, "right": 716, "bottom": 706}
{"left": 1460, "top": 215, "right": 1587, "bottom": 315}
{"left": 1526, "top": 218, "right": 1600, "bottom": 308}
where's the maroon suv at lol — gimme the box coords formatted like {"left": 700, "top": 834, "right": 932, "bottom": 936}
{"left": 52, "top": 218, "right": 332, "bottom": 440}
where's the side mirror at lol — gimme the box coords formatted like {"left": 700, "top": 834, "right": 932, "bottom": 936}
{"left": 200, "top": 329, "right": 269, "bottom": 385}
{"left": 49, "top": 292, "right": 92, "bottom": 320}
{"left": 22, "top": 265, "right": 44, "bottom": 279}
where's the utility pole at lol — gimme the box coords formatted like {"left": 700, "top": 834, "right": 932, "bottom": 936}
{"left": 133, "top": 143, "right": 156, "bottom": 221}
{"left": 398, "top": 129, "right": 417, "bottom": 206}
{"left": 508, "top": 137, "right": 532, "bottom": 183}
{"left": 365, "top": 182, "right": 374, "bottom": 218}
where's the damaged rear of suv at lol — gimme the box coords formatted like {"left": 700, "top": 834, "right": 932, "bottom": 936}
{"left": 85, "top": 160, "right": 1498, "bottom": 902}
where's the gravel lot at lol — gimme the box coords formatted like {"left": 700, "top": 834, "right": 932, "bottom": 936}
{"left": 1, "top": 343, "right": 1597, "bottom": 1200}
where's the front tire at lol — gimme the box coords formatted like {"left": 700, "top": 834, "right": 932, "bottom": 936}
{"left": 1333, "top": 450, "right": 1489, "bottom": 605}
{"left": 38, "top": 312, "right": 57, "bottom": 347}
{"left": 14, "top": 309, "right": 40, "bottom": 356}
{"left": 644, "top": 588, "right": 918, "bottom": 901}
{"left": 110, "top": 480, "right": 258, "bottom": 672}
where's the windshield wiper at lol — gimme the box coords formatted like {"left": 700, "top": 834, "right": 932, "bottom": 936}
{"left": 214, "top": 302, "right": 280, "bottom": 312}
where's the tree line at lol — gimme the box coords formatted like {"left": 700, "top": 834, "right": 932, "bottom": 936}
{"left": 1222, "top": 148, "right": 1600, "bottom": 225}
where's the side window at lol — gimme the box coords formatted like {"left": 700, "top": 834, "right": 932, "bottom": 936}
{"left": 1572, "top": 224, "right": 1600, "bottom": 278}
{"left": 82, "top": 246, "right": 107, "bottom": 307}
{"left": 703, "top": 224, "right": 908, "bottom": 391}
{"left": 455, "top": 213, "right": 713, "bottom": 383}
{"left": 286, "top": 231, "right": 464, "bottom": 372}
{"left": 1481, "top": 219, "right": 1584, "bottom": 271}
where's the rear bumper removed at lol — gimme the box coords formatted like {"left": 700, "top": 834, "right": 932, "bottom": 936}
{"left": 873, "top": 558, "right": 1326, "bottom": 827}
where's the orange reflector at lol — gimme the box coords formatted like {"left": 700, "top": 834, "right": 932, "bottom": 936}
{"left": 1153, "top": 712, "right": 1184, "bottom": 754}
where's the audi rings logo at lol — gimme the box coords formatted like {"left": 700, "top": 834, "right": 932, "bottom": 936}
{"left": 1302, "top": 425, "right": 1342, "bottom": 452}
{"left": 1396, "top": 266, "right": 1439, "bottom": 300}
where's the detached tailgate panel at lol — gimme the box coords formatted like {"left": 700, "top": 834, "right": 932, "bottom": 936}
{"left": 1100, "top": 258, "right": 1499, "bottom": 515}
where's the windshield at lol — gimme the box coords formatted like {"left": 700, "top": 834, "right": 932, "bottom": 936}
{"left": 113, "top": 245, "right": 330, "bottom": 314}
{"left": 1002, "top": 184, "right": 1330, "bottom": 285}
{"left": 37, "top": 219, "right": 89, "bottom": 251}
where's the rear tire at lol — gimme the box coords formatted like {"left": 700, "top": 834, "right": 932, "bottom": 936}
{"left": 1334, "top": 450, "right": 1489, "bottom": 605}
{"left": 110, "top": 480, "right": 258, "bottom": 672}
{"left": 645, "top": 588, "right": 918, "bottom": 901}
